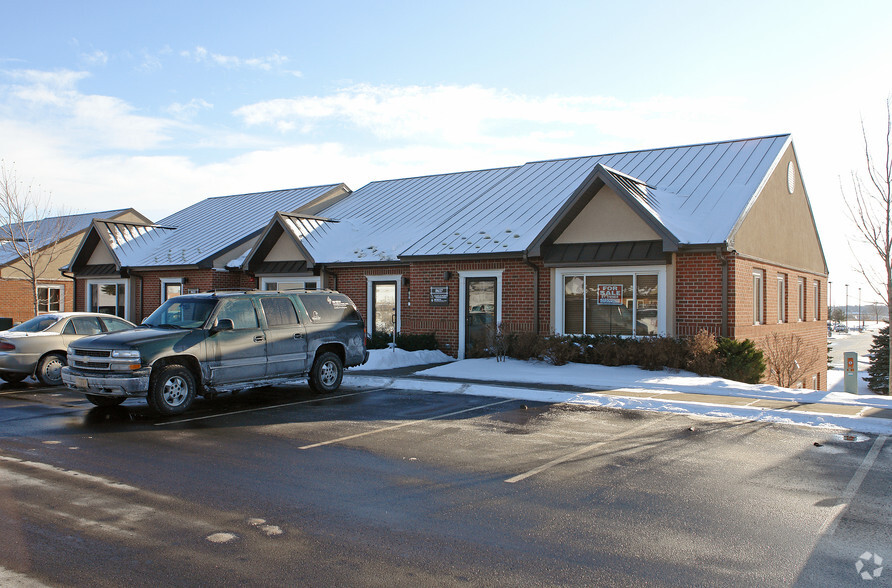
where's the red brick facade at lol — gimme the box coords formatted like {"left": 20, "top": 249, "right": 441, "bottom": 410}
{"left": 72, "top": 252, "right": 827, "bottom": 390}
{"left": 0, "top": 278, "right": 75, "bottom": 323}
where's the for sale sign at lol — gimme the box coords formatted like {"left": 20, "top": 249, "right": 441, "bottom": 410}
{"left": 597, "top": 284, "right": 623, "bottom": 305}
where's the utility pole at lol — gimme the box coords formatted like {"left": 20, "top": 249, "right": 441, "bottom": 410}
{"left": 845, "top": 284, "right": 849, "bottom": 330}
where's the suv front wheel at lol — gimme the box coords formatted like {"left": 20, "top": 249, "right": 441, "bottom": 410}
{"left": 308, "top": 352, "right": 343, "bottom": 394}
{"left": 148, "top": 364, "right": 196, "bottom": 415}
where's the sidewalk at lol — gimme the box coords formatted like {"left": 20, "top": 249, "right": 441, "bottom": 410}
{"left": 345, "top": 359, "right": 892, "bottom": 434}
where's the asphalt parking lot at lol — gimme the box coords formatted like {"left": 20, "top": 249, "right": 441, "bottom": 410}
{"left": 0, "top": 379, "right": 890, "bottom": 587}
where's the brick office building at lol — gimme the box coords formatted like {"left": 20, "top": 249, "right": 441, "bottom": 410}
{"left": 0, "top": 209, "right": 147, "bottom": 324}
{"left": 66, "top": 184, "right": 350, "bottom": 323}
{"left": 243, "top": 135, "right": 829, "bottom": 388}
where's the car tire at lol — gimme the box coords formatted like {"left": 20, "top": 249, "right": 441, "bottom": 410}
{"left": 147, "top": 364, "right": 196, "bottom": 416}
{"left": 308, "top": 352, "right": 343, "bottom": 394}
{"left": 85, "top": 394, "right": 126, "bottom": 407}
{"left": 0, "top": 370, "right": 27, "bottom": 384}
{"left": 36, "top": 353, "right": 66, "bottom": 386}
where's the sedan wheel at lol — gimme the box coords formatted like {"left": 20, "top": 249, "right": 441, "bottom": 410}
{"left": 36, "top": 353, "right": 66, "bottom": 386}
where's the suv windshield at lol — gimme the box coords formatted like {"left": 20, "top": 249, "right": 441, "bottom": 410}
{"left": 9, "top": 315, "right": 61, "bottom": 332}
{"left": 143, "top": 298, "right": 216, "bottom": 329}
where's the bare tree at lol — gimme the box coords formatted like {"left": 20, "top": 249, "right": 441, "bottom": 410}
{"left": 0, "top": 161, "right": 75, "bottom": 316}
{"left": 762, "top": 333, "right": 821, "bottom": 388}
{"left": 844, "top": 96, "right": 892, "bottom": 394}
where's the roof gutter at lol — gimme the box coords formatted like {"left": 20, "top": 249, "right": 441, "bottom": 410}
{"left": 61, "top": 270, "right": 77, "bottom": 312}
{"left": 522, "top": 252, "right": 540, "bottom": 335}
{"left": 715, "top": 246, "right": 728, "bottom": 337}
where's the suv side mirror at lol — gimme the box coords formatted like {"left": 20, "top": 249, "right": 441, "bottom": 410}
{"left": 211, "top": 318, "right": 234, "bottom": 334}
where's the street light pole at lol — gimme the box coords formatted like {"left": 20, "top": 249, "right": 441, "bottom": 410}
{"left": 859, "top": 287, "right": 862, "bottom": 329}
{"left": 845, "top": 284, "right": 849, "bottom": 330}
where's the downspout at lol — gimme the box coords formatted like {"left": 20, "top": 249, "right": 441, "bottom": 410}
{"left": 522, "top": 252, "right": 540, "bottom": 335}
{"left": 715, "top": 247, "right": 728, "bottom": 337}
{"left": 61, "top": 270, "right": 76, "bottom": 312}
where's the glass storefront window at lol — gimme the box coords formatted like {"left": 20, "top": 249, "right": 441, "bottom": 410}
{"left": 89, "top": 283, "right": 126, "bottom": 319}
{"left": 562, "top": 273, "right": 659, "bottom": 336}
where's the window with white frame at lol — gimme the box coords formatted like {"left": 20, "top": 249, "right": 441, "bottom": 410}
{"left": 161, "top": 278, "right": 183, "bottom": 302}
{"left": 813, "top": 281, "right": 820, "bottom": 320}
{"left": 87, "top": 280, "right": 127, "bottom": 319}
{"left": 753, "top": 270, "right": 764, "bottom": 325}
{"left": 798, "top": 278, "right": 805, "bottom": 321}
{"left": 260, "top": 277, "right": 320, "bottom": 291}
{"left": 558, "top": 269, "right": 662, "bottom": 336}
{"left": 37, "top": 285, "right": 62, "bottom": 313}
{"left": 777, "top": 274, "right": 786, "bottom": 323}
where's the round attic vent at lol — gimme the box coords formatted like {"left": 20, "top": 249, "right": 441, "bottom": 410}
{"left": 786, "top": 161, "right": 795, "bottom": 194}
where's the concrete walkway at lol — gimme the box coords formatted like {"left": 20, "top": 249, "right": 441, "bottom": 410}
{"left": 346, "top": 364, "right": 892, "bottom": 422}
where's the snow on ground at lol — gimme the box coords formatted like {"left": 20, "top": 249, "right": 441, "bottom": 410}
{"left": 348, "top": 348, "right": 453, "bottom": 371}
{"left": 343, "top": 349, "right": 892, "bottom": 435}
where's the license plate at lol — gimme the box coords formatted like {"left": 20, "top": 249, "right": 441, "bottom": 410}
{"left": 75, "top": 377, "right": 88, "bottom": 389}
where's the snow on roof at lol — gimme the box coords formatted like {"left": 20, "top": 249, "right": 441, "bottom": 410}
{"left": 0, "top": 208, "right": 131, "bottom": 265}
{"left": 303, "top": 166, "right": 520, "bottom": 263}
{"left": 104, "top": 185, "right": 344, "bottom": 268}
{"left": 303, "top": 134, "right": 791, "bottom": 262}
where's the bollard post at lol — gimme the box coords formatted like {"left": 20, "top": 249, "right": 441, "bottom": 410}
{"left": 844, "top": 351, "right": 859, "bottom": 394}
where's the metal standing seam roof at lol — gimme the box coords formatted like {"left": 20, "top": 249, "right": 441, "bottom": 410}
{"left": 284, "top": 135, "right": 791, "bottom": 264}
{"left": 0, "top": 208, "right": 132, "bottom": 265}
{"left": 403, "top": 134, "right": 791, "bottom": 257}
{"left": 290, "top": 167, "right": 521, "bottom": 264}
{"left": 101, "top": 185, "right": 346, "bottom": 268}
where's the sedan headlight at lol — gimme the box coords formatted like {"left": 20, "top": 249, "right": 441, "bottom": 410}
{"left": 111, "top": 349, "right": 140, "bottom": 359}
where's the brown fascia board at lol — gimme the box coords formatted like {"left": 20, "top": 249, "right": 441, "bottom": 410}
{"left": 397, "top": 251, "right": 527, "bottom": 263}
{"left": 526, "top": 164, "right": 679, "bottom": 258}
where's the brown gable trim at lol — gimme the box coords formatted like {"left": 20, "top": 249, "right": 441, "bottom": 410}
{"left": 543, "top": 240, "right": 667, "bottom": 267}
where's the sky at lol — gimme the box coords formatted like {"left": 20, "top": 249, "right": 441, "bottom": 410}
{"left": 1, "top": 0, "right": 891, "bottom": 304}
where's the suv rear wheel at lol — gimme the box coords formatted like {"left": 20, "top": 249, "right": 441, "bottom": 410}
{"left": 308, "top": 352, "right": 343, "bottom": 394}
{"left": 148, "top": 364, "right": 196, "bottom": 415}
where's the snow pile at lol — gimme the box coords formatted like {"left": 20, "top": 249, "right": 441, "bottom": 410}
{"left": 349, "top": 348, "right": 453, "bottom": 371}
{"left": 418, "top": 358, "right": 892, "bottom": 407}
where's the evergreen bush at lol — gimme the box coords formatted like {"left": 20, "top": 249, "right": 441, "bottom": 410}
{"left": 867, "top": 325, "right": 889, "bottom": 394}
{"left": 715, "top": 338, "right": 765, "bottom": 384}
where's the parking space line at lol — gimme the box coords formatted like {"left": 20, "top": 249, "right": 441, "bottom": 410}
{"left": 299, "top": 398, "right": 516, "bottom": 450}
{"left": 155, "top": 389, "right": 384, "bottom": 426}
{"left": 505, "top": 416, "right": 670, "bottom": 484}
{"left": 818, "top": 434, "right": 887, "bottom": 537}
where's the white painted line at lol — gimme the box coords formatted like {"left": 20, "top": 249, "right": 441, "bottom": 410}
{"left": 818, "top": 434, "right": 888, "bottom": 537}
{"left": 299, "top": 398, "right": 516, "bottom": 450}
{"left": 506, "top": 416, "right": 670, "bottom": 484}
{"left": 0, "top": 454, "right": 141, "bottom": 493}
{"left": 155, "top": 389, "right": 383, "bottom": 426}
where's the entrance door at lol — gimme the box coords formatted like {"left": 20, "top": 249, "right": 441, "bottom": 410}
{"left": 372, "top": 281, "right": 397, "bottom": 336}
{"left": 465, "top": 277, "right": 497, "bottom": 356}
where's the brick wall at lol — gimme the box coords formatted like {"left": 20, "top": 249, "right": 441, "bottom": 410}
{"left": 675, "top": 252, "right": 726, "bottom": 336}
{"left": 0, "top": 277, "right": 74, "bottom": 323}
{"left": 76, "top": 269, "right": 257, "bottom": 322}
{"left": 731, "top": 255, "right": 827, "bottom": 390}
{"left": 327, "top": 258, "right": 550, "bottom": 356}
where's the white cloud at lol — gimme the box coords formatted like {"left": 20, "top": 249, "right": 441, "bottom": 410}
{"left": 167, "top": 98, "right": 213, "bottom": 120}
{"left": 80, "top": 50, "right": 108, "bottom": 66}
{"left": 2, "top": 68, "right": 176, "bottom": 150}
{"left": 180, "top": 46, "right": 293, "bottom": 72}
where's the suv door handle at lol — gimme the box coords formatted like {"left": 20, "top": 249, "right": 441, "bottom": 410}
{"left": 253, "top": 335, "right": 264, "bottom": 342}
{"left": 293, "top": 333, "right": 303, "bottom": 339}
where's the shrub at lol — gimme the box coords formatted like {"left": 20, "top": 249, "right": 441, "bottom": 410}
{"left": 367, "top": 331, "right": 439, "bottom": 351}
{"left": 716, "top": 338, "right": 765, "bottom": 384}
{"left": 504, "top": 331, "right": 543, "bottom": 360}
{"left": 540, "top": 335, "right": 578, "bottom": 366}
{"left": 685, "top": 330, "right": 723, "bottom": 376}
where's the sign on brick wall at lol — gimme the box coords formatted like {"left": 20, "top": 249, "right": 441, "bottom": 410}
{"left": 430, "top": 286, "right": 449, "bottom": 306}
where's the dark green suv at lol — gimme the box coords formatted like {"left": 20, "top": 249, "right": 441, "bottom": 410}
{"left": 61, "top": 290, "right": 368, "bottom": 415}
